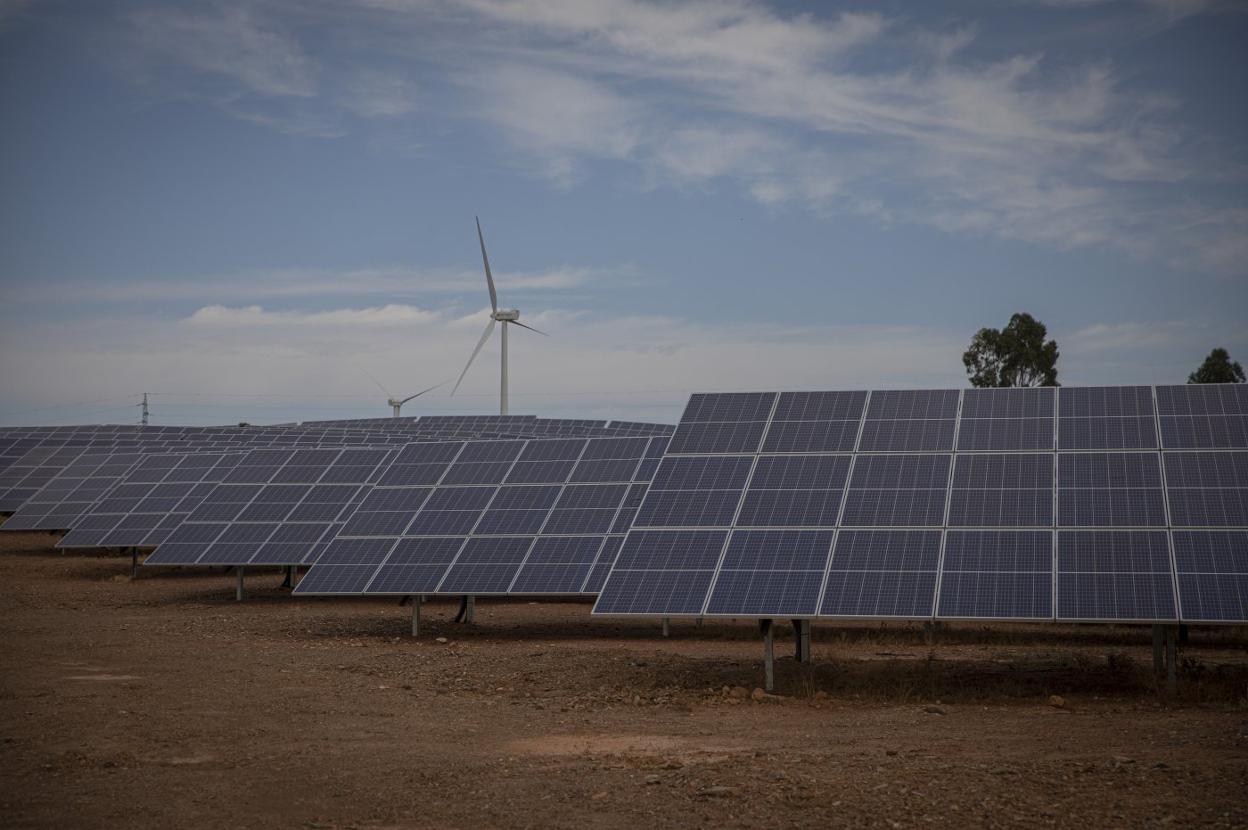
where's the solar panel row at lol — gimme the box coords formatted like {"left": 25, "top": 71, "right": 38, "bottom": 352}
{"left": 293, "top": 435, "right": 669, "bottom": 596}
{"left": 594, "top": 386, "right": 1248, "bottom": 624}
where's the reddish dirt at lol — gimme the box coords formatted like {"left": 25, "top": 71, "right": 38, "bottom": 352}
{"left": 1, "top": 530, "right": 1246, "bottom": 829}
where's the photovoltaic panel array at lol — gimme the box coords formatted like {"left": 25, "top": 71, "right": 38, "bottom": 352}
{"left": 595, "top": 385, "right": 1248, "bottom": 624}
{"left": 293, "top": 435, "right": 668, "bottom": 596}
{"left": 142, "top": 447, "right": 398, "bottom": 567}
{"left": 57, "top": 452, "right": 245, "bottom": 549}
{"left": 0, "top": 420, "right": 578, "bottom": 515}
{"left": 2, "top": 451, "right": 149, "bottom": 531}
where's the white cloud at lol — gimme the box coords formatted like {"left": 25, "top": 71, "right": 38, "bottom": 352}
{"left": 185, "top": 303, "right": 442, "bottom": 327}
{"left": 6, "top": 265, "right": 620, "bottom": 305}
{"left": 128, "top": 6, "right": 317, "bottom": 98}
{"left": 464, "top": 63, "right": 644, "bottom": 185}
{"left": 83, "top": 0, "right": 1248, "bottom": 274}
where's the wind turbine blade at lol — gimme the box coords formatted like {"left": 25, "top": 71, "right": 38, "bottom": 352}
{"left": 451, "top": 319, "right": 496, "bottom": 396}
{"left": 476, "top": 216, "right": 498, "bottom": 312}
{"left": 399, "top": 380, "right": 448, "bottom": 406}
{"left": 509, "top": 320, "right": 548, "bottom": 336}
{"left": 358, "top": 365, "right": 393, "bottom": 398}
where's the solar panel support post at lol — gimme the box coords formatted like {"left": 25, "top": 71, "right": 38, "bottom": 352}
{"left": 760, "top": 619, "right": 775, "bottom": 693}
{"left": 130, "top": 547, "right": 138, "bottom": 579}
{"left": 411, "top": 596, "right": 422, "bottom": 637}
{"left": 236, "top": 568, "right": 245, "bottom": 602}
{"left": 661, "top": 618, "right": 670, "bottom": 637}
{"left": 793, "top": 620, "right": 810, "bottom": 664}
{"left": 281, "top": 566, "right": 293, "bottom": 589}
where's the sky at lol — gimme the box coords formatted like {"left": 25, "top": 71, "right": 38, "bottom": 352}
{"left": 0, "top": 0, "right": 1245, "bottom": 426}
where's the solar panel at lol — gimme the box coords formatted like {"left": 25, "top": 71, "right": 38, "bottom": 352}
{"left": 841, "top": 455, "right": 950, "bottom": 526}
{"left": 596, "top": 385, "right": 1248, "bottom": 625}
{"left": 937, "top": 530, "right": 1053, "bottom": 619}
{"left": 1058, "top": 386, "right": 1157, "bottom": 450}
{"left": 57, "top": 452, "right": 244, "bottom": 548}
{"left": 1170, "top": 530, "right": 1248, "bottom": 622}
{"left": 956, "top": 387, "right": 1054, "bottom": 451}
{"left": 858, "top": 390, "right": 958, "bottom": 452}
{"left": 1156, "top": 384, "right": 1248, "bottom": 449}
{"left": 948, "top": 454, "right": 1053, "bottom": 526}
{"left": 2, "top": 451, "right": 148, "bottom": 531}
{"left": 296, "top": 435, "right": 669, "bottom": 596}
{"left": 1162, "top": 451, "right": 1248, "bottom": 526}
{"left": 820, "top": 529, "right": 942, "bottom": 617}
{"left": 143, "top": 447, "right": 397, "bottom": 567}
{"left": 1057, "top": 453, "right": 1166, "bottom": 526}
{"left": 1055, "top": 530, "right": 1177, "bottom": 621}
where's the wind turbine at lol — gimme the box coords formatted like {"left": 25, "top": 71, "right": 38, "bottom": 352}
{"left": 362, "top": 369, "right": 444, "bottom": 417}
{"left": 451, "top": 217, "right": 546, "bottom": 415}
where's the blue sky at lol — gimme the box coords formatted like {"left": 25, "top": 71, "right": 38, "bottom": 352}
{"left": 1, "top": 0, "right": 1245, "bottom": 426}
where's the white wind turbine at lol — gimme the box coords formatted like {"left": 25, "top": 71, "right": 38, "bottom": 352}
{"left": 362, "top": 369, "right": 445, "bottom": 417}
{"left": 451, "top": 217, "right": 546, "bottom": 415}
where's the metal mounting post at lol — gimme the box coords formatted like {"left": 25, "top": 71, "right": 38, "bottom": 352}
{"left": 411, "top": 596, "right": 421, "bottom": 637}
{"left": 281, "top": 565, "right": 294, "bottom": 589}
{"left": 236, "top": 567, "right": 245, "bottom": 602}
{"left": 661, "top": 618, "right": 670, "bottom": 637}
{"left": 793, "top": 619, "right": 811, "bottom": 663}
{"left": 760, "top": 619, "right": 775, "bottom": 693}
{"left": 456, "top": 595, "right": 476, "bottom": 624}
{"left": 130, "top": 548, "right": 138, "bottom": 579}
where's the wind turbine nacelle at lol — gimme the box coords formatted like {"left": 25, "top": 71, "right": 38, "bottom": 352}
{"left": 492, "top": 309, "right": 520, "bottom": 321}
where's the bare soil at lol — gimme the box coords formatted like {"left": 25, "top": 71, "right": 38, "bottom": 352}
{"left": 1, "top": 530, "right": 1246, "bottom": 829}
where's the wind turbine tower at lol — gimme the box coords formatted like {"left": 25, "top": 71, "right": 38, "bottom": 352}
{"left": 451, "top": 217, "right": 546, "bottom": 415}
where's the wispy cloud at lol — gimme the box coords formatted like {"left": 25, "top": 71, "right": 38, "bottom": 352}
{"left": 185, "top": 303, "right": 442, "bottom": 327}
{"left": 6, "top": 264, "right": 629, "bottom": 305}
{"left": 86, "top": 0, "right": 1248, "bottom": 276}
{"left": 128, "top": 6, "right": 317, "bottom": 98}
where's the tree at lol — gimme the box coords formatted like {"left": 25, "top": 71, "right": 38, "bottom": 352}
{"left": 1188, "top": 348, "right": 1245, "bottom": 384}
{"left": 962, "top": 312, "right": 1059, "bottom": 388}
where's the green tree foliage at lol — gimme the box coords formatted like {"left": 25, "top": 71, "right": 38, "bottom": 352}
{"left": 963, "top": 313, "right": 1059, "bottom": 388}
{"left": 1188, "top": 348, "right": 1245, "bottom": 384}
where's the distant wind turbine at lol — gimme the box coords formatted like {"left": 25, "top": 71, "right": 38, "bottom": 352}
{"left": 451, "top": 217, "right": 546, "bottom": 415}
{"left": 362, "top": 368, "right": 444, "bottom": 417}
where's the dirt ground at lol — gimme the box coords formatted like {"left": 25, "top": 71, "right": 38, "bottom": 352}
{"left": 1, "top": 530, "right": 1246, "bottom": 829}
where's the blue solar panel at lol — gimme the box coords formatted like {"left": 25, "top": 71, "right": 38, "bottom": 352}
{"left": 760, "top": 391, "right": 866, "bottom": 453}
{"left": 1057, "top": 453, "right": 1165, "bottom": 526}
{"left": 1058, "top": 386, "right": 1157, "bottom": 450}
{"left": 704, "top": 530, "right": 834, "bottom": 616}
{"left": 510, "top": 536, "right": 604, "bottom": 593}
{"left": 297, "top": 434, "right": 659, "bottom": 597}
{"left": 1171, "top": 530, "right": 1248, "bottom": 622}
{"left": 1056, "top": 530, "right": 1176, "bottom": 621}
{"left": 937, "top": 530, "right": 1053, "bottom": 619}
{"left": 857, "top": 419, "right": 955, "bottom": 452}
{"left": 681, "top": 392, "right": 777, "bottom": 422}
{"left": 948, "top": 454, "right": 1053, "bottom": 527}
{"left": 841, "top": 455, "right": 950, "bottom": 526}
{"left": 1163, "top": 451, "right": 1248, "bottom": 526}
{"left": 820, "top": 530, "right": 941, "bottom": 617}
{"left": 667, "top": 421, "right": 770, "bottom": 454}
{"left": 438, "top": 537, "right": 535, "bottom": 593}
{"left": 294, "top": 563, "right": 381, "bottom": 593}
